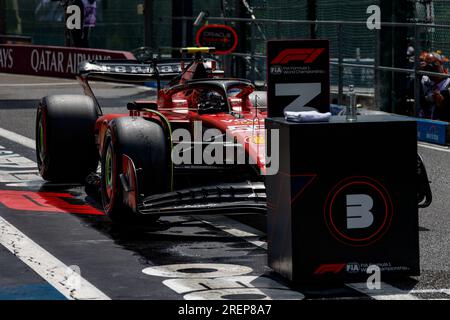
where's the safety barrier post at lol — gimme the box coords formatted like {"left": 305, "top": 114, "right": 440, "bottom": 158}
{"left": 374, "top": 28, "right": 380, "bottom": 110}
{"left": 338, "top": 23, "right": 344, "bottom": 106}
{"left": 414, "top": 24, "right": 421, "bottom": 117}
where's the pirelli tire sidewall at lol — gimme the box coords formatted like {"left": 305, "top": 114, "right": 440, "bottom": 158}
{"left": 36, "top": 95, "right": 99, "bottom": 182}
{"left": 101, "top": 117, "right": 170, "bottom": 222}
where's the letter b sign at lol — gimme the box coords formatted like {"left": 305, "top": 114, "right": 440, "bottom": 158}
{"left": 324, "top": 177, "right": 393, "bottom": 246}
{"left": 346, "top": 194, "right": 374, "bottom": 229}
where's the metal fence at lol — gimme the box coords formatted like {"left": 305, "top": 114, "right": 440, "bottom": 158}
{"left": 153, "top": 15, "right": 450, "bottom": 119}
{"left": 3, "top": 0, "right": 145, "bottom": 50}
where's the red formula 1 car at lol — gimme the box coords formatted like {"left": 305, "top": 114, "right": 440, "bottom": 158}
{"left": 35, "top": 47, "right": 432, "bottom": 223}
{"left": 36, "top": 47, "right": 271, "bottom": 222}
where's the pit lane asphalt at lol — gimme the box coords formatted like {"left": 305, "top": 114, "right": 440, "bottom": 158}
{"left": 0, "top": 73, "right": 449, "bottom": 300}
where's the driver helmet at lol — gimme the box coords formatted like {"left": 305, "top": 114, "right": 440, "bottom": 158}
{"left": 200, "top": 90, "right": 225, "bottom": 105}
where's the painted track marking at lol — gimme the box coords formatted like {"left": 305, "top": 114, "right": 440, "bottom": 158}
{"left": 345, "top": 282, "right": 419, "bottom": 300}
{"left": 411, "top": 288, "right": 450, "bottom": 295}
{"left": 0, "top": 82, "right": 77, "bottom": 87}
{"left": 0, "top": 81, "right": 152, "bottom": 90}
{"left": 192, "top": 214, "right": 267, "bottom": 249}
{"left": 0, "top": 128, "right": 109, "bottom": 299}
{"left": 0, "top": 215, "right": 110, "bottom": 300}
{"left": 0, "top": 127, "right": 35, "bottom": 150}
{"left": 418, "top": 142, "right": 450, "bottom": 153}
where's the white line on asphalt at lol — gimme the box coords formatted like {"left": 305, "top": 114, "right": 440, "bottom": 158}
{"left": 192, "top": 214, "right": 267, "bottom": 249}
{"left": 345, "top": 282, "right": 420, "bottom": 300}
{"left": 410, "top": 288, "right": 450, "bottom": 296}
{"left": 0, "top": 215, "right": 110, "bottom": 300}
{"left": 0, "top": 128, "right": 110, "bottom": 299}
{"left": 0, "top": 82, "right": 77, "bottom": 87}
{"left": 0, "top": 81, "right": 153, "bottom": 90}
{"left": 418, "top": 142, "right": 450, "bottom": 153}
{"left": 0, "top": 127, "right": 36, "bottom": 150}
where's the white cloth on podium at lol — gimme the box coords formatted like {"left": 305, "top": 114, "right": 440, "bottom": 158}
{"left": 284, "top": 110, "right": 331, "bottom": 123}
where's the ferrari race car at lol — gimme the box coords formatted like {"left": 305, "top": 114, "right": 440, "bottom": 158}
{"left": 35, "top": 47, "right": 432, "bottom": 223}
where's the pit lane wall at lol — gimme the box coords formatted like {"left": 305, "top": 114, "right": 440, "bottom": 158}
{"left": 0, "top": 44, "right": 135, "bottom": 79}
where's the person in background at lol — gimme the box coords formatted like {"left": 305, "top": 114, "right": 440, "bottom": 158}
{"left": 81, "top": 0, "right": 96, "bottom": 47}
{"left": 419, "top": 51, "right": 450, "bottom": 122}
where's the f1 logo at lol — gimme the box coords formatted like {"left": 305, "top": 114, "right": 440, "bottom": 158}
{"left": 271, "top": 48, "right": 325, "bottom": 64}
{"left": 314, "top": 263, "right": 346, "bottom": 275}
{"left": 324, "top": 177, "right": 393, "bottom": 246}
{"left": 346, "top": 194, "right": 374, "bottom": 229}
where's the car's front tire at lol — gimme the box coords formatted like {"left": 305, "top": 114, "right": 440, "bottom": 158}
{"left": 100, "top": 117, "right": 170, "bottom": 223}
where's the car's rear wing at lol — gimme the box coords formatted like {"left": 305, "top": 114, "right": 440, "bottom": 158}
{"left": 78, "top": 59, "right": 188, "bottom": 83}
{"left": 77, "top": 59, "right": 190, "bottom": 115}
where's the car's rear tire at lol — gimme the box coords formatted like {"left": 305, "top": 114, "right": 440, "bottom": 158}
{"left": 36, "top": 95, "right": 99, "bottom": 182}
{"left": 101, "top": 117, "right": 170, "bottom": 223}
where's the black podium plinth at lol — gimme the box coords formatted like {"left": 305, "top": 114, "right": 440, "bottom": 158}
{"left": 265, "top": 115, "right": 419, "bottom": 283}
